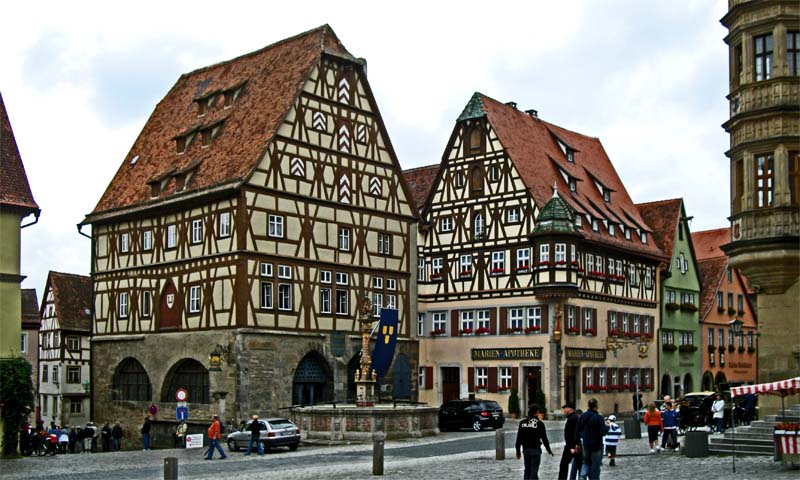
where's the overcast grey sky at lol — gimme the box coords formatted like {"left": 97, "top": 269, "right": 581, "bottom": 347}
{"left": 2, "top": 0, "right": 730, "bottom": 300}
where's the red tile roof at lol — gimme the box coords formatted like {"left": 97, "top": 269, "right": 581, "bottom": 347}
{"left": 692, "top": 228, "right": 730, "bottom": 260}
{"left": 402, "top": 164, "right": 439, "bottom": 211}
{"left": 478, "top": 94, "right": 665, "bottom": 259}
{"left": 0, "top": 92, "right": 39, "bottom": 212}
{"left": 45, "top": 272, "right": 93, "bottom": 332}
{"left": 697, "top": 256, "right": 728, "bottom": 321}
{"left": 636, "top": 199, "right": 682, "bottom": 258}
{"left": 87, "top": 25, "right": 354, "bottom": 219}
{"left": 21, "top": 288, "right": 40, "bottom": 329}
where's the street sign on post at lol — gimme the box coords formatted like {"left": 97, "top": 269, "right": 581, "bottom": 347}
{"left": 176, "top": 406, "right": 188, "bottom": 420}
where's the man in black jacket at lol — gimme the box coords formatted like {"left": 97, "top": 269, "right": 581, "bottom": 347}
{"left": 245, "top": 415, "right": 264, "bottom": 455}
{"left": 575, "top": 398, "right": 610, "bottom": 480}
{"left": 515, "top": 404, "right": 554, "bottom": 480}
{"left": 558, "top": 402, "right": 581, "bottom": 480}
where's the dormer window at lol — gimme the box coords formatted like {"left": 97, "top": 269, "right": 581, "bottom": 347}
{"left": 224, "top": 91, "right": 235, "bottom": 107}
{"left": 470, "top": 166, "right": 484, "bottom": 196}
{"left": 609, "top": 224, "right": 615, "bottom": 236}
{"left": 603, "top": 190, "right": 611, "bottom": 202}
{"left": 201, "top": 129, "right": 212, "bottom": 147}
{"left": 176, "top": 136, "right": 187, "bottom": 154}
{"left": 197, "top": 98, "right": 209, "bottom": 116}
{"left": 642, "top": 232, "right": 648, "bottom": 244}
{"left": 575, "top": 215, "right": 582, "bottom": 227}
{"left": 625, "top": 228, "right": 631, "bottom": 240}
{"left": 456, "top": 171, "right": 465, "bottom": 188}
{"left": 592, "top": 218, "right": 599, "bottom": 232}
{"left": 566, "top": 149, "right": 574, "bottom": 163}
{"left": 569, "top": 178, "right": 577, "bottom": 192}
{"left": 489, "top": 165, "right": 500, "bottom": 182}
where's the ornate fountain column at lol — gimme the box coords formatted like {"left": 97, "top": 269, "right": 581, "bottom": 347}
{"left": 355, "top": 296, "right": 377, "bottom": 406}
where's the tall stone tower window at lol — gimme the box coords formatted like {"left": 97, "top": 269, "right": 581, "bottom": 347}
{"left": 788, "top": 31, "right": 799, "bottom": 76}
{"left": 755, "top": 153, "right": 774, "bottom": 208}
{"left": 754, "top": 34, "right": 773, "bottom": 81}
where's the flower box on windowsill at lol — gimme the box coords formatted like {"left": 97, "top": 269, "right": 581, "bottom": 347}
{"left": 490, "top": 267, "right": 504, "bottom": 276}
{"left": 430, "top": 329, "right": 446, "bottom": 337}
{"left": 475, "top": 385, "right": 488, "bottom": 393}
{"left": 524, "top": 326, "right": 541, "bottom": 334}
{"left": 728, "top": 345, "right": 735, "bottom": 353}
{"left": 475, "top": 327, "right": 490, "bottom": 335}
{"left": 708, "top": 345, "right": 716, "bottom": 353}
{"left": 584, "top": 328, "right": 597, "bottom": 337}
{"left": 430, "top": 273, "right": 442, "bottom": 281}
{"left": 460, "top": 328, "right": 474, "bottom": 336}
{"left": 662, "top": 343, "right": 678, "bottom": 352}
{"left": 645, "top": 384, "right": 653, "bottom": 390}
{"left": 598, "top": 386, "right": 609, "bottom": 392}
{"left": 717, "top": 306, "right": 725, "bottom": 313}
{"left": 680, "top": 303, "right": 698, "bottom": 312}
{"left": 623, "top": 384, "right": 630, "bottom": 390}
{"left": 459, "top": 270, "right": 472, "bottom": 278}
{"left": 555, "top": 260, "right": 567, "bottom": 268}
{"left": 738, "top": 346, "right": 745, "bottom": 353}
{"left": 585, "top": 385, "right": 596, "bottom": 393}
{"left": 679, "top": 344, "right": 698, "bottom": 353}
{"left": 516, "top": 265, "right": 530, "bottom": 273}
{"left": 727, "top": 307, "right": 736, "bottom": 315}
{"left": 498, "top": 386, "right": 512, "bottom": 393}
{"left": 537, "top": 261, "right": 551, "bottom": 268}
{"left": 609, "top": 329, "right": 619, "bottom": 337}
{"left": 566, "top": 327, "right": 579, "bottom": 335}
{"left": 748, "top": 346, "right": 756, "bottom": 354}
{"left": 665, "top": 302, "right": 681, "bottom": 311}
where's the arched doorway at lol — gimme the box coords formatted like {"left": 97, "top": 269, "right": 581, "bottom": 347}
{"left": 702, "top": 371, "right": 714, "bottom": 391}
{"left": 714, "top": 371, "right": 727, "bottom": 390}
{"left": 161, "top": 359, "right": 209, "bottom": 404}
{"left": 661, "top": 374, "right": 671, "bottom": 398}
{"left": 292, "top": 352, "right": 333, "bottom": 406}
{"left": 392, "top": 354, "right": 411, "bottom": 399}
{"left": 674, "top": 375, "right": 682, "bottom": 398}
{"left": 683, "top": 373, "right": 694, "bottom": 394}
{"left": 159, "top": 281, "right": 181, "bottom": 330}
{"left": 112, "top": 357, "right": 152, "bottom": 401}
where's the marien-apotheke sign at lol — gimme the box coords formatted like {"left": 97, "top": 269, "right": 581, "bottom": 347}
{"left": 565, "top": 348, "right": 607, "bottom": 361}
{"left": 471, "top": 348, "right": 543, "bottom": 360}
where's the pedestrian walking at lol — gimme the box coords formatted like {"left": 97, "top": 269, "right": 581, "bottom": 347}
{"left": 174, "top": 420, "right": 188, "bottom": 448}
{"left": 644, "top": 401, "right": 663, "bottom": 453}
{"left": 84, "top": 422, "right": 96, "bottom": 453}
{"left": 712, "top": 393, "right": 725, "bottom": 434}
{"left": 603, "top": 415, "right": 621, "bottom": 466}
{"left": 101, "top": 421, "right": 112, "bottom": 452}
{"left": 149, "top": 402, "right": 159, "bottom": 420}
{"left": 575, "top": 398, "right": 609, "bottom": 480}
{"left": 661, "top": 402, "right": 679, "bottom": 450}
{"left": 558, "top": 402, "right": 580, "bottom": 480}
{"left": 245, "top": 415, "right": 265, "bottom": 455}
{"left": 205, "top": 414, "right": 227, "bottom": 460}
{"left": 515, "top": 404, "right": 554, "bottom": 480}
{"left": 112, "top": 421, "right": 124, "bottom": 451}
{"left": 58, "top": 428, "right": 69, "bottom": 454}
{"left": 141, "top": 416, "right": 151, "bottom": 450}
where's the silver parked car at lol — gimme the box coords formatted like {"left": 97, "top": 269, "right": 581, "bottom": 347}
{"left": 226, "top": 418, "right": 301, "bottom": 452}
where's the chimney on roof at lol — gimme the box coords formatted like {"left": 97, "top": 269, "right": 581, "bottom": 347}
{"left": 505, "top": 101, "right": 517, "bottom": 109}
{"left": 525, "top": 109, "right": 538, "bottom": 118}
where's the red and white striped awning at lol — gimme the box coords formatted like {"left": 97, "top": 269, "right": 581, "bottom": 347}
{"left": 731, "top": 377, "right": 800, "bottom": 397}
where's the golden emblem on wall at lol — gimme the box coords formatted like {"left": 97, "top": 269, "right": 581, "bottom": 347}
{"left": 638, "top": 343, "right": 649, "bottom": 358}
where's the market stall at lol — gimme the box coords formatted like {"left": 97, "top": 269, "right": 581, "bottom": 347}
{"left": 732, "top": 376, "right": 800, "bottom": 465}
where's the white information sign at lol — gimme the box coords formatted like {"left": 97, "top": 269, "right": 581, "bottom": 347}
{"left": 185, "top": 434, "right": 204, "bottom": 449}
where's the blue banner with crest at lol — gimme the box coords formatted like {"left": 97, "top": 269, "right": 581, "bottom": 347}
{"left": 372, "top": 308, "right": 398, "bottom": 377}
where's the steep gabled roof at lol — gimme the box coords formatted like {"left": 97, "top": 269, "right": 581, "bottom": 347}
{"left": 474, "top": 93, "right": 664, "bottom": 259}
{"left": 697, "top": 257, "right": 728, "bottom": 321}
{"left": 403, "top": 164, "right": 439, "bottom": 212}
{"left": 44, "top": 272, "right": 92, "bottom": 332}
{"left": 692, "top": 227, "right": 730, "bottom": 261}
{"left": 637, "top": 199, "right": 683, "bottom": 259}
{"left": 86, "top": 25, "right": 354, "bottom": 220}
{"left": 0, "top": 92, "right": 39, "bottom": 213}
{"left": 21, "top": 288, "right": 40, "bottom": 329}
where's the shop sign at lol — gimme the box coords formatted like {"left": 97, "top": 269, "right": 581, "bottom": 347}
{"left": 471, "top": 347, "right": 543, "bottom": 360}
{"left": 565, "top": 347, "right": 607, "bottom": 361}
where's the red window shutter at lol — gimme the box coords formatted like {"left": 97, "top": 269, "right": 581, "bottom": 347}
{"left": 606, "top": 367, "right": 612, "bottom": 387}
{"left": 541, "top": 304, "right": 549, "bottom": 333}
{"left": 592, "top": 308, "right": 598, "bottom": 332}
{"left": 425, "top": 366, "right": 433, "bottom": 390}
{"left": 451, "top": 310, "right": 460, "bottom": 337}
{"left": 576, "top": 306, "right": 582, "bottom": 334}
{"left": 499, "top": 308, "right": 508, "bottom": 335}
{"left": 593, "top": 367, "right": 601, "bottom": 390}
{"left": 489, "top": 308, "right": 497, "bottom": 335}
{"left": 468, "top": 367, "right": 475, "bottom": 391}
{"left": 649, "top": 316, "right": 654, "bottom": 335}
{"left": 638, "top": 315, "right": 645, "bottom": 335}
{"left": 511, "top": 367, "right": 519, "bottom": 391}
{"left": 488, "top": 368, "right": 498, "bottom": 393}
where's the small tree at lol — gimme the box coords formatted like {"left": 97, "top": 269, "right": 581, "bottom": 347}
{"left": 1, "top": 358, "right": 35, "bottom": 457}
{"left": 508, "top": 389, "right": 521, "bottom": 417}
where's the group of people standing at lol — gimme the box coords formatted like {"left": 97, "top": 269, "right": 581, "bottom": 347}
{"left": 21, "top": 419, "right": 125, "bottom": 455}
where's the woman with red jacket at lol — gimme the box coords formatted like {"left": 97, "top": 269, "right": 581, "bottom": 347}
{"left": 643, "top": 402, "right": 663, "bottom": 453}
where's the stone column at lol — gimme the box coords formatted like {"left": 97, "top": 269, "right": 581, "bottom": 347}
{"left": 773, "top": 23, "right": 788, "bottom": 77}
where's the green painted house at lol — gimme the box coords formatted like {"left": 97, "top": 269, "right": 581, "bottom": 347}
{"left": 638, "top": 199, "right": 701, "bottom": 398}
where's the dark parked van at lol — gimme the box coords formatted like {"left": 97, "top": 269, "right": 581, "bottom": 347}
{"left": 438, "top": 399, "right": 505, "bottom": 431}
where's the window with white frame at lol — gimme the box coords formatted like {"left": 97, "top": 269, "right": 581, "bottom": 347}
{"left": 629, "top": 264, "right": 638, "bottom": 286}
{"left": 666, "top": 290, "right": 676, "bottom": 304}
{"left": 611, "top": 369, "right": 619, "bottom": 387}
{"left": 142, "top": 230, "right": 153, "bottom": 251}
{"left": 278, "top": 284, "right": 292, "bottom": 311}
{"left": 460, "top": 254, "right": 472, "bottom": 275}
{"left": 499, "top": 367, "right": 512, "bottom": 389}
{"left": 42, "top": 365, "right": 48, "bottom": 383}
{"left": 645, "top": 269, "right": 653, "bottom": 288}
{"left": 632, "top": 315, "right": 640, "bottom": 335}
{"left": 608, "top": 258, "right": 615, "bottom": 276}
{"left": 219, "top": 212, "right": 231, "bottom": 237}
{"left": 728, "top": 330, "right": 735, "bottom": 347}
{"left": 718, "top": 329, "right": 724, "bottom": 347}
{"left": 587, "top": 254, "right": 595, "bottom": 272}
{"left": 571, "top": 245, "right": 576, "bottom": 263}
{"left": 491, "top": 251, "right": 505, "bottom": 274}
{"left": 118, "top": 292, "right": 129, "bottom": 318}
{"left": 278, "top": 265, "right": 292, "bottom": 279}
{"left": 567, "top": 306, "right": 576, "bottom": 330}
{"left": 432, "top": 312, "right": 447, "bottom": 333}
{"left": 592, "top": 218, "right": 599, "bottom": 231}
{"left": 269, "top": 215, "right": 284, "bottom": 238}
{"left": 372, "top": 293, "right": 383, "bottom": 316}
{"left": 609, "top": 224, "right": 615, "bottom": 236}
{"left": 141, "top": 291, "right": 151, "bottom": 317}
{"left": 320, "top": 270, "right": 331, "bottom": 284}
{"left": 417, "top": 314, "right": 424, "bottom": 337}
{"left": 189, "top": 286, "right": 201, "bottom": 313}
{"left": 418, "top": 367, "right": 426, "bottom": 388}
{"left": 489, "top": 165, "right": 500, "bottom": 182}
{"left": 460, "top": 310, "right": 474, "bottom": 332}
{"left": 555, "top": 244, "right": 566, "bottom": 265}
{"left": 642, "top": 232, "right": 648, "bottom": 244}
{"left": 338, "top": 227, "right": 351, "bottom": 251}
{"left": 440, "top": 217, "right": 453, "bottom": 232}
{"left": 610, "top": 311, "right": 618, "bottom": 332}
{"left": 387, "top": 294, "right": 397, "bottom": 310}
{"left": 320, "top": 287, "right": 331, "bottom": 314}
{"left": 616, "top": 260, "right": 622, "bottom": 277}
{"left": 432, "top": 258, "right": 443, "bottom": 278}
{"left": 516, "top": 248, "right": 530, "bottom": 270}
{"left": 52, "top": 366, "right": 59, "bottom": 384}
{"left": 622, "top": 369, "right": 629, "bottom": 387}
{"left": 418, "top": 258, "right": 425, "bottom": 281}
{"left": 747, "top": 332, "right": 754, "bottom": 349}
{"left": 583, "top": 308, "right": 592, "bottom": 332}
{"left": 456, "top": 171, "right": 465, "bottom": 187}
{"left": 191, "top": 219, "right": 203, "bottom": 244}
{"left": 120, "top": 233, "right": 130, "bottom": 253}
{"left": 662, "top": 330, "right": 674, "bottom": 345}
{"left": 680, "top": 332, "right": 694, "bottom": 345}
{"left": 708, "top": 328, "right": 715, "bottom": 346}
{"left": 373, "top": 276, "right": 383, "bottom": 290}
{"left": 474, "top": 213, "right": 484, "bottom": 239}
{"left": 585, "top": 368, "right": 593, "bottom": 388}
{"left": 527, "top": 306, "right": 542, "bottom": 329}
{"left": 599, "top": 368, "right": 607, "bottom": 387}
{"left": 509, "top": 308, "right": 524, "bottom": 330}
{"left": 506, "top": 207, "right": 520, "bottom": 223}
{"left": 476, "top": 367, "right": 488, "bottom": 390}
{"left": 575, "top": 215, "right": 582, "bottom": 226}
{"left": 336, "top": 290, "right": 348, "bottom": 315}
{"left": 387, "top": 278, "right": 396, "bottom": 291}
{"left": 166, "top": 224, "right": 177, "bottom": 248}
{"left": 20, "top": 332, "right": 27, "bottom": 354}
{"left": 539, "top": 244, "right": 550, "bottom": 263}
{"left": 596, "top": 256, "right": 604, "bottom": 274}
{"left": 260, "top": 282, "right": 273, "bottom": 309}
{"left": 378, "top": 233, "right": 391, "bottom": 255}
{"left": 643, "top": 316, "right": 651, "bottom": 335}
{"left": 336, "top": 272, "right": 349, "bottom": 285}
{"left": 477, "top": 310, "right": 490, "bottom": 331}
{"left": 261, "top": 262, "right": 273, "bottom": 277}
{"left": 67, "top": 335, "right": 79, "bottom": 352}
{"left": 625, "top": 228, "right": 631, "bottom": 240}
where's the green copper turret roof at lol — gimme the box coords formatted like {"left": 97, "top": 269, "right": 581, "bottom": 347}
{"left": 534, "top": 187, "right": 578, "bottom": 235}
{"left": 457, "top": 92, "right": 486, "bottom": 122}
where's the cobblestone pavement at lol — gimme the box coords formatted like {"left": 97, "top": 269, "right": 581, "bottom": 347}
{"left": 2, "top": 429, "right": 798, "bottom": 480}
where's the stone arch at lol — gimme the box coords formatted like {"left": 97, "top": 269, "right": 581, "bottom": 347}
{"left": 660, "top": 374, "right": 671, "bottom": 399}
{"left": 161, "top": 358, "right": 209, "bottom": 404}
{"left": 292, "top": 351, "right": 333, "bottom": 406}
{"left": 683, "top": 373, "right": 694, "bottom": 394}
{"left": 112, "top": 357, "right": 152, "bottom": 402}
{"left": 392, "top": 353, "right": 411, "bottom": 399}
{"left": 702, "top": 371, "right": 715, "bottom": 391}
{"left": 714, "top": 371, "right": 727, "bottom": 390}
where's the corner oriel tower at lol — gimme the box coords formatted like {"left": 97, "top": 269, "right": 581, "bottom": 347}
{"left": 720, "top": 0, "right": 799, "bottom": 411}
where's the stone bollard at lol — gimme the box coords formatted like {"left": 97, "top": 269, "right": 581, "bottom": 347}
{"left": 164, "top": 457, "right": 178, "bottom": 480}
{"left": 495, "top": 428, "right": 505, "bottom": 460}
{"left": 373, "top": 432, "right": 385, "bottom": 476}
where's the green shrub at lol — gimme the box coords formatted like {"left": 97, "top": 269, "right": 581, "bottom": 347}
{"left": 1, "top": 358, "right": 35, "bottom": 457}
{"left": 509, "top": 389, "right": 521, "bottom": 416}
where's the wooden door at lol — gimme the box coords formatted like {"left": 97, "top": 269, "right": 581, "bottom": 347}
{"left": 441, "top": 367, "right": 460, "bottom": 403}
{"left": 525, "top": 366, "right": 542, "bottom": 409}
{"left": 565, "top": 366, "right": 578, "bottom": 406}
{"left": 159, "top": 282, "right": 181, "bottom": 331}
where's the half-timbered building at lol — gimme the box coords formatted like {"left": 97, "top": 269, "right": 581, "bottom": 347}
{"left": 38, "top": 272, "right": 93, "bottom": 426}
{"left": 408, "top": 93, "right": 666, "bottom": 415}
{"left": 80, "top": 26, "right": 418, "bottom": 433}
